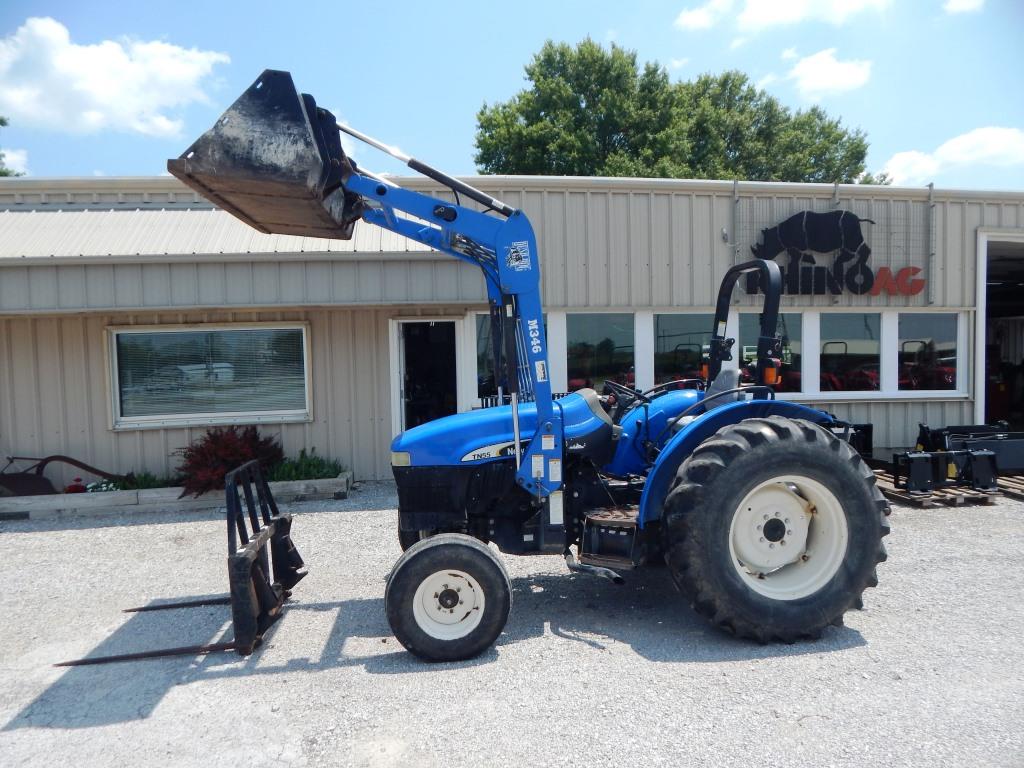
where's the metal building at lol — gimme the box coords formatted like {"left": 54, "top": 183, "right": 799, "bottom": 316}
{"left": 1, "top": 175, "right": 1022, "bottom": 484}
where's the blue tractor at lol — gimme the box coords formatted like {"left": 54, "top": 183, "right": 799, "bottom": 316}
{"left": 170, "top": 71, "right": 890, "bottom": 662}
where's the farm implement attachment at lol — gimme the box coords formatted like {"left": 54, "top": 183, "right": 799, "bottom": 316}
{"left": 56, "top": 461, "right": 305, "bottom": 666}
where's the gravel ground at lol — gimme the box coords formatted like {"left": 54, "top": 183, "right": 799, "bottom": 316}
{"left": 0, "top": 481, "right": 1022, "bottom": 768}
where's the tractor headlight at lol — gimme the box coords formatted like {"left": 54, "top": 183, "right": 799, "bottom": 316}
{"left": 390, "top": 451, "right": 412, "bottom": 467}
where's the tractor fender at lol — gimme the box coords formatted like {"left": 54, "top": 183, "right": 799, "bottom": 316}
{"left": 637, "top": 400, "right": 834, "bottom": 528}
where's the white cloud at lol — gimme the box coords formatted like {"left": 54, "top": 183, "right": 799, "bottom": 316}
{"left": 787, "top": 48, "right": 871, "bottom": 100}
{"left": 756, "top": 73, "right": 778, "bottom": 89}
{"left": 0, "top": 17, "right": 229, "bottom": 138}
{"left": 883, "top": 127, "right": 1024, "bottom": 185}
{"left": 943, "top": 0, "right": 983, "bottom": 12}
{"left": 328, "top": 110, "right": 359, "bottom": 159}
{"left": 738, "top": 0, "right": 890, "bottom": 31}
{"left": 669, "top": 57, "right": 690, "bottom": 70}
{"left": 1, "top": 147, "right": 28, "bottom": 174}
{"left": 781, "top": 47, "right": 799, "bottom": 60}
{"left": 675, "top": 0, "right": 734, "bottom": 30}
{"left": 729, "top": 36, "right": 748, "bottom": 49}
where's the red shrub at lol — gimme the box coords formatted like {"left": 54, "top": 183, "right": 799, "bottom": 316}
{"left": 175, "top": 426, "right": 283, "bottom": 498}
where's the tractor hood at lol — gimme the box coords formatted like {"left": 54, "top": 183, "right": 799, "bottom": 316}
{"left": 391, "top": 389, "right": 616, "bottom": 467}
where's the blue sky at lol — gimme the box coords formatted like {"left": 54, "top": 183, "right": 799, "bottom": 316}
{"left": 0, "top": 0, "right": 1021, "bottom": 190}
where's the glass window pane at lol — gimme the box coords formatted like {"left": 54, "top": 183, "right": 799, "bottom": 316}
{"left": 476, "top": 314, "right": 546, "bottom": 400}
{"left": 476, "top": 314, "right": 497, "bottom": 400}
{"left": 654, "top": 314, "right": 712, "bottom": 385}
{"left": 739, "top": 313, "right": 803, "bottom": 392}
{"left": 116, "top": 328, "right": 307, "bottom": 419}
{"left": 899, "top": 313, "right": 958, "bottom": 390}
{"left": 820, "top": 314, "right": 881, "bottom": 391}
{"left": 567, "top": 314, "right": 634, "bottom": 392}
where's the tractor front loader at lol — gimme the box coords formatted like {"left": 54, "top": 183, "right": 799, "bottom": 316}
{"left": 170, "top": 70, "right": 889, "bottom": 662}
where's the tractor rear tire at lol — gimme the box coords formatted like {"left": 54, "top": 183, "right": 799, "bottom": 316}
{"left": 385, "top": 533, "right": 512, "bottom": 662}
{"left": 663, "top": 416, "right": 889, "bottom": 642}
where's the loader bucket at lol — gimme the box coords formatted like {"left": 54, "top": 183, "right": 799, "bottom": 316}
{"left": 168, "top": 69, "right": 364, "bottom": 240}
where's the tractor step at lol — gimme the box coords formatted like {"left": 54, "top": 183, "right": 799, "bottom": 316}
{"left": 580, "top": 507, "right": 640, "bottom": 569}
{"left": 578, "top": 552, "right": 636, "bottom": 570}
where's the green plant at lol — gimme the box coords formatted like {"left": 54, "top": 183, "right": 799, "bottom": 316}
{"left": 175, "top": 426, "right": 283, "bottom": 498}
{"left": 122, "top": 471, "right": 181, "bottom": 490}
{"left": 267, "top": 448, "right": 343, "bottom": 482}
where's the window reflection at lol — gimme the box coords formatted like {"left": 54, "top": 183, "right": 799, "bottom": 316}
{"left": 567, "top": 314, "right": 634, "bottom": 392}
{"left": 115, "top": 327, "right": 307, "bottom": 419}
{"left": 476, "top": 314, "right": 546, "bottom": 399}
{"left": 820, "top": 314, "right": 881, "bottom": 391}
{"left": 739, "top": 313, "right": 802, "bottom": 392}
{"left": 654, "top": 314, "right": 712, "bottom": 387}
{"left": 899, "top": 314, "right": 957, "bottom": 390}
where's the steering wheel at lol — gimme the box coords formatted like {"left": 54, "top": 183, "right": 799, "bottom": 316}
{"left": 602, "top": 379, "right": 651, "bottom": 404}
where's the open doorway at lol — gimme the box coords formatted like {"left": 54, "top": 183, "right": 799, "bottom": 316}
{"left": 985, "top": 240, "right": 1024, "bottom": 428}
{"left": 397, "top": 320, "right": 458, "bottom": 430}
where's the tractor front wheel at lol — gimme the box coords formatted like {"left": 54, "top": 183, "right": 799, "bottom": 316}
{"left": 398, "top": 525, "right": 436, "bottom": 551}
{"left": 385, "top": 534, "right": 512, "bottom": 661}
{"left": 663, "top": 416, "right": 889, "bottom": 642}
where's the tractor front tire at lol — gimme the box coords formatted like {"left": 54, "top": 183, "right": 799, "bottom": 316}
{"left": 663, "top": 416, "right": 889, "bottom": 642}
{"left": 398, "top": 525, "right": 436, "bottom": 551}
{"left": 385, "top": 534, "right": 512, "bottom": 662}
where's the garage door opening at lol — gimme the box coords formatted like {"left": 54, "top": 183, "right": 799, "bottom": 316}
{"left": 984, "top": 240, "right": 1024, "bottom": 428}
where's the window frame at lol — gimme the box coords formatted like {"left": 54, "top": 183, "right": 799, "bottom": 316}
{"left": 733, "top": 309, "right": 970, "bottom": 402}
{"left": 106, "top": 321, "right": 313, "bottom": 430}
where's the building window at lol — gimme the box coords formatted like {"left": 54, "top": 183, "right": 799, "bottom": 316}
{"left": 739, "top": 313, "right": 803, "bottom": 392}
{"left": 820, "top": 313, "right": 881, "bottom": 391}
{"left": 567, "top": 313, "right": 634, "bottom": 392}
{"left": 110, "top": 324, "right": 310, "bottom": 427}
{"left": 899, "top": 313, "right": 958, "bottom": 390}
{"left": 654, "top": 313, "right": 712, "bottom": 385}
{"left": 475, "top": 314, "right": 546, "bottom": 399}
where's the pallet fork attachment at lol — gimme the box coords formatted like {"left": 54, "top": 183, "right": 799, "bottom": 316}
{"left": 55, "top": 462, "right": 305, "bottom": 666}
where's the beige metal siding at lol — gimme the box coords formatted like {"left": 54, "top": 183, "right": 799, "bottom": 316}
{"left": 0, "top": 259, "right": 487, "bottom": 314}
{"left": 4, "top": 177, "right": 1024, "bottom": 316}
{"left": 823, "top": 400, "right": 974, "bottom": 451}
{"left": 0, "top": 307, "right": 470, "bottom": 486}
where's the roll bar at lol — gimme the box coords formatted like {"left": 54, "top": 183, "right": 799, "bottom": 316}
{"left": 706, "top": 259, "right": 783, "bottom": 386}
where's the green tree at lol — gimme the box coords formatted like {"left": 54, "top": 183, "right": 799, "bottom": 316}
{"left": 475, "top": 40, "right": 889, "bottom": 184}
{"left": 0, "top": 116, "right": 22, "bottom": 177}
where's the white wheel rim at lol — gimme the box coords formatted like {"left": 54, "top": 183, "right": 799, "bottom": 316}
{"left": 728, "top": 474, "right": 849, "bottom": 601}
{"left": 411, "top": 569, "right": 486, "bottom": 641}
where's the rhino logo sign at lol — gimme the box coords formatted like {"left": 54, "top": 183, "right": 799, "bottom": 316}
{"left": 747, "top": 210, "right": 924, "bottom": 297}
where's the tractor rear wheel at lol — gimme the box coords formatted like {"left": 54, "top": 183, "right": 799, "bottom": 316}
{"left": 663, "top": 416, "right": 889, "bottom": 642}
{"left": 385, "top": 533, "right": 512, "bottom": 661}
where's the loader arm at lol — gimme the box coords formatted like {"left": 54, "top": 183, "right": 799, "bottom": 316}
{"left": 168, "top": 69, "right": 560, "bottom": 497}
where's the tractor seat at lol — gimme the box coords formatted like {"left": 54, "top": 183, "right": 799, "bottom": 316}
{"left": 703, "top": 369, "right": 741, "bottom": 412}
{"left": 575, "top": 387, "right": 623, "bottom": 440}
